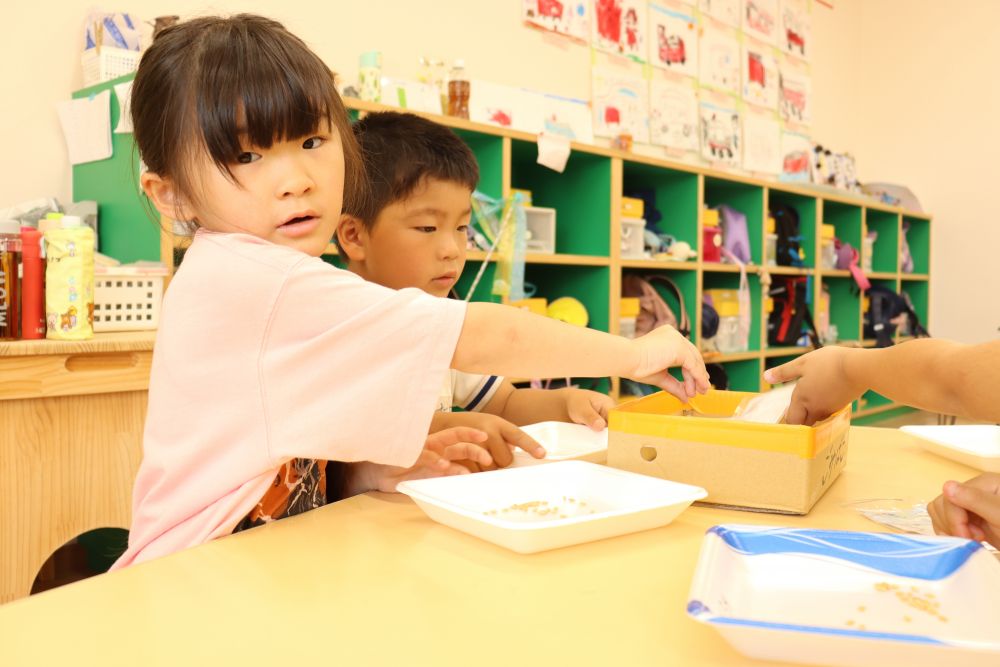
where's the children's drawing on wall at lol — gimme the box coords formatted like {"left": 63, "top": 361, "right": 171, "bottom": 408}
{"left": 700, "top": 0, "right": 740, "bottom": 28}
{"left": 780, "top": 0, "right": 810, "bottom": 59}
{"left": 699, "top": 19, "right": 740, "bottom": 94}
{"left": 743, "top": 0, "right": 778, "bottom": 46}
{"left": 648, "top": 2, "right": 699, "bottom": 79}
{"left": 780, "top": 130, "right": 813, "bottom": 182}
{"left": 523, "top": 0, "right": 591, "bottom": 41}
{"left": 543, "top": 93, "right": 596, "bottom": 143}
{"left": 592, "top": 0, "right": 647, "bottom": 61}
{"left": 592, "top": 63, "right": 650, "bottom": 142}
{"left": 649, "top": 73, "right": 699, "bottom": 153}
{"left": 741, "top": 39, "right": 778, "bottom": 109}
{"left": 741, "top": 109, "right": 781, "bottom": 174}
{"left": 470, "top": 80, "right": 534, "bottom": 131}
{"left": 778, "top": 57, "right": 810, "bottom": 124}
{"left": 699, "top": 96, "right": 741, "bottom": 167}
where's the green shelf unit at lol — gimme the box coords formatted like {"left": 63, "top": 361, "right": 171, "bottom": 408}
{"left": 622, "top": 268, "right": 698, "bottom": 344}
{"left": 621, "top": 161, "right": 699, "bottom": 251}
{"left": 703, "top": 177, "right": 764, "bottom": 264}
{"left": 720, "top": 358, "right": 762, "bottom": 392}
{"left": 860, "top": 390, "right": 894, "bottom": 410}
{"left": 768, "top": 189, "right": 818, "bottom": 268}
{"left": 902, "top": 216, "right": 930, "bottom": 275}
{"left": 900, "top": 279, "right": 929, "bottom": 329}
{"left": 510, "top": 139, "right": 611, "bottom": 257}
{"left": 704, "top": 271, "right": 762, "bottom": 351}
{"left": 763, "top": 353, "right": 804, "bottom": 377}
{"left": 524, "top": 265, "right": 610, "bottom": 333}
{"left": 825, "top": 276, "right": 862, "bottom": 342}
{"left": 454, "top": 129, "right": 504, "bottom": 201}
{"left": 865, "top": 209, "right": 900, "bottom": 274}
{"left": 455, "top": 260, "right": 503, "bottom": 304}
{"left": 321, "top": 253, "right": 347, "bottom": 270}
{"left": 822, "top": 200, "right": 863, "bottom": 249}
{"left": 72, "top": 73, "right": 160, "bottom": 263}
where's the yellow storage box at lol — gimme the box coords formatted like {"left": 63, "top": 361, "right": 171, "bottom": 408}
{"left": 607, "top": 390, "right": 850, "bottom": 515}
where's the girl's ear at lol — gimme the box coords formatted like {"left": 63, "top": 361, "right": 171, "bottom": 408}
{"left": 140, "top": 172, "right": 195, "bottom": 223}
{"left": 336, "top": 214, "right": 369, "bottom": 262}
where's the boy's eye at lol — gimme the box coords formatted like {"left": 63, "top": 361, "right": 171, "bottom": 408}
{"left": 457, "top": 225, "right": 469, "bottom": 233}
{"left": 415, "top": 226, "right": 437, "bottom": 233}
{"left": 236, "top": 152, "right": 261, "bottom": 164}
{"left": 303, "top": 136, "right": 325, "bottom": 149}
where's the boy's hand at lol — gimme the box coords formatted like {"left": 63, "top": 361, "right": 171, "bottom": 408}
{"left": 359, "top": 426, "right": 492, "bottom": 493}
{"left": 431, "top": 411, "right": 546, "bottom": 470}
{"left": 764, "top": 347, "right": 865, "bottom": 425}
{"left": 628, "top": 325, "right": 710, "bottom": 402}
{"left": 929, "top": 473, "right": 1000, "bottom": 549}
{"left": 563, "top": 388, "right": 615, "bottom": 431}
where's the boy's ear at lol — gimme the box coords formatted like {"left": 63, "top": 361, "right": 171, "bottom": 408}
{"left": 336, "top": 214, "right": 369, "bottom": 262}
{"left": 140, "top": 172, "right": 194, "bottom": 223}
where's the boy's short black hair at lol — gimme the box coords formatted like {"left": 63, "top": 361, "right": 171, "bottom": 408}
{"left": 346, "top": 111, "right": 479, "bottom": 225}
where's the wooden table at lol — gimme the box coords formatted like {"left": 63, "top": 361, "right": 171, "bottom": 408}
{"left": 0, "top": 331, "right": 154, "bottom": 603}
{"left": 0, "top": 427, "right": 978, "bottom": 665}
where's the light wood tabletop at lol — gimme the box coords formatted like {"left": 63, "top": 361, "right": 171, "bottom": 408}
{"left": 0, "top": 426, "right": 979, "bottom": 666}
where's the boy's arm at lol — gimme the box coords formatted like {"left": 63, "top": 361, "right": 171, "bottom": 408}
{"left": 765, "top": 339, "right": 1000, "bottom": 425}
{"left": 453, "top": 302, "right": 708, "bottom": 401}
{"left": 482, "top": 382, "right": 613, "bottom": 430}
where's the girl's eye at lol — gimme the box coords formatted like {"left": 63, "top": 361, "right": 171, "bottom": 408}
{"left": 236, "top": 152, "right": 261, "bottom": 164}
{"left": 303, "top": 136, "right": 325, "bottom": 149}
{"left": 457, "top": 225, "right": 469, "bottom": 233}
{"left": 416, "top": 226, "right": 436, "bottom": 233}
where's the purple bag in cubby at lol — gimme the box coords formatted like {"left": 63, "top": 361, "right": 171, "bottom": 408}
{"left": 718, "top": 205, "right": 751, "bottom": 264}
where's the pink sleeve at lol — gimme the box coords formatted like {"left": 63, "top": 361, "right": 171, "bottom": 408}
{"left": 260, "top": 257, "right": 466, "bottom": 467}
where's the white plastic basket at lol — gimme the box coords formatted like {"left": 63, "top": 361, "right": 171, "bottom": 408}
{"left": 81, "top": 47, "right": 141, "bottom": 87}
{"left": 93, "top": 264, "right": 168, "bottom": 332}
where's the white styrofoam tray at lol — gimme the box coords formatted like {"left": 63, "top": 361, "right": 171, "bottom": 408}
{"left": 512, "top": 421, "right": 608, "bottom": 466}
{"left": 901, "top": 425, "right": 1000, "bottom": 472}
{"left": 688, "top": 524, "right": 1000, "bottom": 667}
{"left": 397, "top": 460, "right": 706, "bottom": 554}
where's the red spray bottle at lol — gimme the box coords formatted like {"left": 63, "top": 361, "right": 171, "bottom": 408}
{"left": 20, "top": 227, "right": 45, "bottom": 339}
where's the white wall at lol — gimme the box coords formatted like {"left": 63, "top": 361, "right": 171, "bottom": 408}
{"left": 3, "top": 0, "right": 995, "bottom": 341}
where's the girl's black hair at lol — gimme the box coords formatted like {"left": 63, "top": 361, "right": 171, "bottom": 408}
{"left": 131, "top": 14, "right": 364, "bottom": 217}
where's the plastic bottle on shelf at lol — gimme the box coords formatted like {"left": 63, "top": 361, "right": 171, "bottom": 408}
{"left": 862, "top": 231, "right": 876, "bottom": 273}
{"left": 620, "top": 297, "right": 640, "bottom": 339}
{"left": 447, "top": 59, "right": 470, "bottom": 119}
{"left": 19, "top": 226, "right": 45, "bottom": 339}
{"left": 0, "top": 220, "right": 22, "bottom": 340}
{"left": 358, "top": 50, "right": 382, "bottom": 103}
{"left": 44, "top": 215, "right": 95, "bottom": 341}
{"left": 765, "top": 216, "right": 777, "bottom": 267}
{"left": 820, "top": 223, "right": 837, "bottom": 270}
{"left": 702, "top": 208, "right": 722, "bottom": 263}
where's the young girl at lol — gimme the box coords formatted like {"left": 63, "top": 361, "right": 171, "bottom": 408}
{"left": 113, "top": 14, "right": 709, "bottom": 569}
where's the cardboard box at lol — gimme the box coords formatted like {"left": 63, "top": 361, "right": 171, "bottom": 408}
{"left": 607, "top": 390, "right": 850, "bottom": 515}
{"left": 621, "top": 196, "right": 644, "bottom": 219}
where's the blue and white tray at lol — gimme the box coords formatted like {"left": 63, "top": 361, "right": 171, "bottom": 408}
{"left": 687, "top": 525, "right": 1000, "bottom": 667}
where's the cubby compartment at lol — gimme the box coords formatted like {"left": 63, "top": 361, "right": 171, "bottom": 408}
{"left": 864, "top": 209, "right": 900, "bottom": 274}
{"left": 902, "top": 215, "right": 930, "bottom": 275}
{"left": 703, "top": 177, "right": 764, "bottom": 265}
{"left": 456, "top": 259, "right": 503, "bottom": 303}
{"left": 823, "top": 276, "right": 862, "bottom": 342}
{"left": 523, "top": 265, "right": 610, "bottom": 333}
{"left": 702, "top": 271, "right": 762, "bottom": 352}
{"left": 767, "top": 189, "right": 818, "bottom": 268}
{"left": 621, "top": 269, "right": 698, "bottom": 343}
{"left": 454, "top": 129, "right": 504, "bottom": 201}
{"left": 621, "top": 161, "right": 699, "bottom": 255}
{"left": 900, "top": 279, "right": 930, "bottom": 336}
{"left": 716, "top": 358, "right": 763, "bottom": 392}
{"left": 511, "top": 139, "right": 612, "bottom": 257}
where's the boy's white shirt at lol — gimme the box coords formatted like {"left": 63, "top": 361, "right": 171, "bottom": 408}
{"left": 438, "top": 370, "right": 503, "bottom": 413}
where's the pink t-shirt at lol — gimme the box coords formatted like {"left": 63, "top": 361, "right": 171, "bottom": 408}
{"left": 112, "top": 231, "right": 466, "bottom": 569}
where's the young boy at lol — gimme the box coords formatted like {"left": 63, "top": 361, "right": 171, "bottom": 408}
{"left": 765, "top": 339, "right": 1000, "bottom": 548}
{"left": 337, "top": 111, "right": 617, "bottom": 468}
